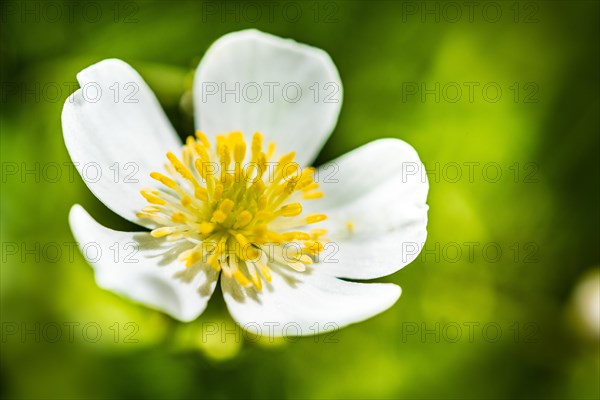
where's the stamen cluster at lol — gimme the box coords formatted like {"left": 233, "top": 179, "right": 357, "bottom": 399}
{"left": 137, "top": 131, "right": 327, "bottom": 290}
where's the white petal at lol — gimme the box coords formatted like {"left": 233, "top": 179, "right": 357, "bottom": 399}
{"left": 309, "top": 138, "right": 429, "bottom": 279}
{"left": 194, "top": 29, "right": 342, "bottom": 167}
{"left": 69, "top": 204, "right": 218, "bottom": 322}
{"left": 221, "top": 265, "right": 400, "bottom": 337}
{"left": 62, "top": 59, "right": 182, "bottom": 228}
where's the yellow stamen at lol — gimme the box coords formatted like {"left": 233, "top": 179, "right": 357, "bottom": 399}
{"left": 347, "top": 221, "right": 355, "bottom": 233}
{"left": 306, "top": 214, "right": 327, "bottom": 224}
{"left": 150, "top": 172, "right": 178, "bottom": 190}
{"left": 195, "top": 130, "right": 211, "bottom": 148}
{"left": 303, "top": 191, "right": 324, "bottom": 199}
{"left": 279, "top": 203, "right": 303, "bottom": 217}
{"left": 151, "top": 227, "right": 175, "bottom": 238}
{"left": 171, "top": 213, "right": 186, "bottom": 223}
{"left": 233, "top": 269, "right": 251, "bottom": 287}
{"left": 141, "top": 189, "right": 166, "bottom": 205}
{"left": 137, "top": 131, "right": 329, "bottom": 290}
{"left": 199, "top": 222, "right": 214, "bottom": 236}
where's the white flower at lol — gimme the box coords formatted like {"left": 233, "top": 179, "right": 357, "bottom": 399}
{"left": 62, "top": 29, "right": 429, "bottom": 336}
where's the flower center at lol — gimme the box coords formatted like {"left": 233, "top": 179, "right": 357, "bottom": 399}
{"left": 137, "top": 131, "right": 327, "bottom": 290}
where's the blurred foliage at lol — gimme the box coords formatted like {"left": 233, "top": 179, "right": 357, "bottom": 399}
{"left": 1, "top": 0, "right": 599, "bottom": 399}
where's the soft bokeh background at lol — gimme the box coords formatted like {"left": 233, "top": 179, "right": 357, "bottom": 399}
{"left": 1, "top": 1, "right": 599, "bottom": 398}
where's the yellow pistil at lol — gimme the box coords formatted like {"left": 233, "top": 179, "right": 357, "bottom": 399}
{"left": 137, "top": 131, "right": 328, "bottom": 291}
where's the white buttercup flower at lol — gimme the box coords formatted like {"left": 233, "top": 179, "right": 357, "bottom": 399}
{"left": 63, "top": 30, "right": 429, "bottom": 336}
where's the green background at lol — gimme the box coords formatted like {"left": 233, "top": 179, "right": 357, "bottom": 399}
{"left": 1, "top": 1, "right": 599, "bottom": 399}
